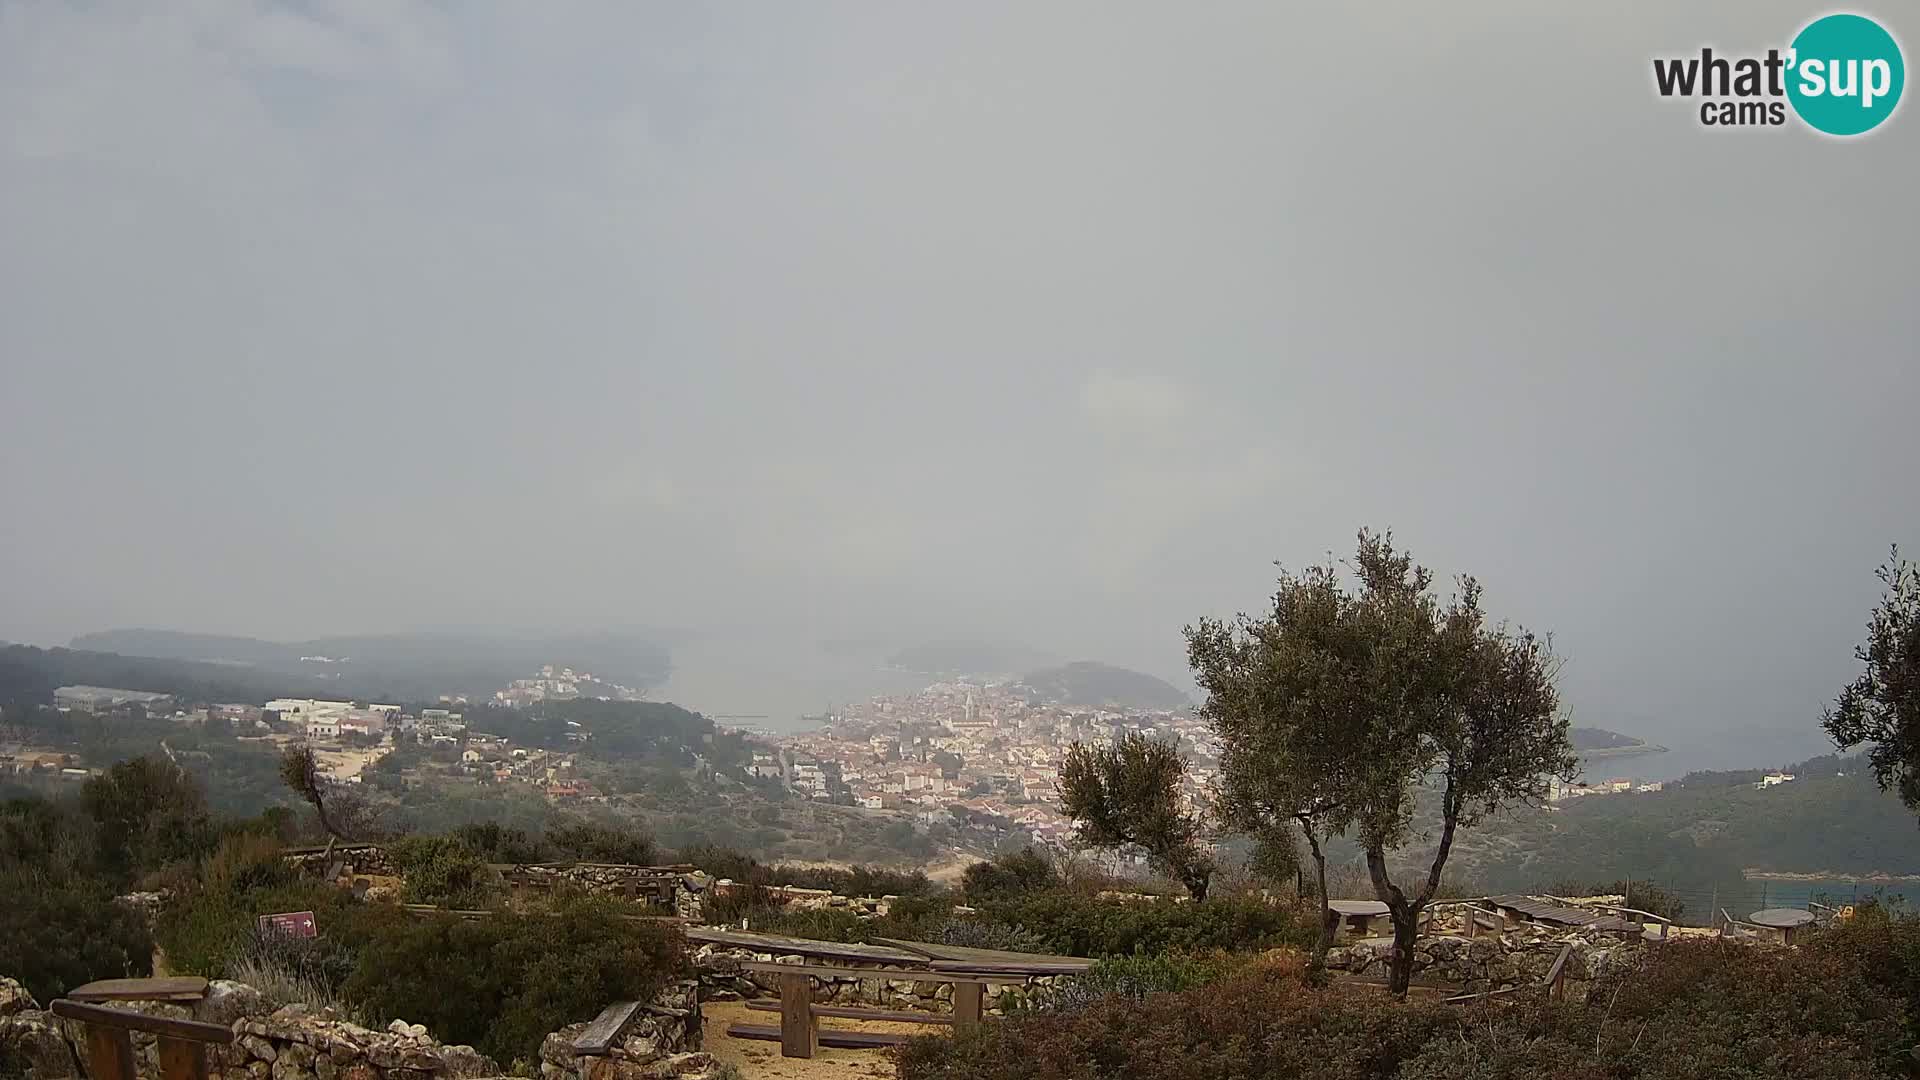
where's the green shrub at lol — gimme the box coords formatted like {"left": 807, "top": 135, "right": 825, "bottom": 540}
{"left": 546, "top": 819, "right": 659, "bottom": 865}
{"left": 0, "top": 868, "right": 153, "bottom": 1003}
{"left": 1808, "top": 902, "right": 1920, "bottom": 1037}
{"left": 388, "top": 834, "right": 501, "bottom": 909}
{"left": 1006, "top": 951, "right": 1241, "bottom": 1014}
{"left": 343, "top": 895, "right": 687, "bottom": 1065}
{"left": 961, "top": 847, "right": 1059, "bottom": 903}
{"left": 677, "top": 844, "right": 934, "bottom": 897}
{"left": 973, "top": 889, "right": 1310, "bottom": 957}
{"left": 900, "top": 941, "right": 1913, "bottom": 1080}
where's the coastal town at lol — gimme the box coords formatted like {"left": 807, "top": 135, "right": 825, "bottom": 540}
{"left": 6, "top": 663, "right": 1814, "bottom": 867}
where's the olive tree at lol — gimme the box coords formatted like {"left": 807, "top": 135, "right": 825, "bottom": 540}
{"left": 1188, "top": 560, "right": 1360, "bottom": 971}
{"left": 1194, "top": 530, "right": 1573, "bottom": 995}
{"left": 1058, "top": 731, "right": 1214, "bottom": 900}
{"left": 279, "top": 746, "right": 348, "bottom": 848}
{"left": 1823, "top": 547, "right": 1920, "bottom": 810}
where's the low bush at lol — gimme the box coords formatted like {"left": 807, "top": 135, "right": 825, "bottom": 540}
{"left": 961, "top": 847, "right": 1059, "bottom": 903}
{"left": 387, "top": 834, "right": 501, "bottom": 909}
{"left": 677, "top": 844, "right": 933, "bottom": 897}
{"left": 1007, "top": 951, "right": 1242, "bottom": 1014}
{"left": 343, "top": 894, "right": 687, "bottom": 1066}
{"left": 900, "top": 939, "right": 1914, "bottom": 1080}
{"left": 973, "top": 889, "right": 1310, "bottom": 957}
{"left": 1803, "top": 905, "right": 1920, "bottom": 1046}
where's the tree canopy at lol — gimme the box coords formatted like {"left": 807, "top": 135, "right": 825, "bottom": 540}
{"left": 1192, "top": 529, "right": 1573, "bottom": 993}
{"left": 1824, "top": 548, "right": 1920, "bottom": 812}
{"left": 1058, "top": 731, "right": 1214, "bottom": 900}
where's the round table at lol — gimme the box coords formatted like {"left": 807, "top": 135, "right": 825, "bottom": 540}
{"left": 1327, "top": 900, "right": 1390, "bottom": 937}
{"left": 1749, "top": 908, "right": 1816, "bottom": 943}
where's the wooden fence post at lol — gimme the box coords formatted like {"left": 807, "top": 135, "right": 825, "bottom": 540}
{"left": 952, "top": 981, "right": 984, "bottom": 1030}
{"left": 778, "top": 972, "right": 817, "bottom": 1059}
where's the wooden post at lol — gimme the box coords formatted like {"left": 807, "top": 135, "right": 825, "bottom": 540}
{"left": 952, "top": 980, "right": 984, "bottom": 1030}
{"left": 778, "top": 972, "right": 816, "bottom": 1059}
{"left": 157, "top": 1036, "right": 208, "bottom": 1080}
{"left": 86, "top": 1024, "right": 139, "bottom": 1080}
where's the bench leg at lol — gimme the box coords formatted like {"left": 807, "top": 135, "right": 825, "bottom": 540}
{"left": 953, "top": 981, "right": 984, "bottom": 1030}
{"left": 158, "top": 1036, "right": 207, "bottom": 1080}
{"left": 86, "top": 1026, "right": 138, "bottom": 1080}
{"left": 779, "top": 973, "right": 816, "bottom": 1059}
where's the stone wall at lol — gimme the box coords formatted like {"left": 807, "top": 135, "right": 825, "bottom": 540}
{"left": 536, "top": 982, "right": 706, "bottom": 1080}
{"left": 283, "top": 845, "right": 400, "bottom": 879}
{"left": 704, "top": 881, "right": 897, "bottom": 918}
{"left": 507, "top": 866, "right": 708, "bottom": 922}
{"left": 1324, "top": 926, "right": 1641, "bottom": 1000}
{"left": 692, "top": 945, "right": 1054, "bottom": 1015}
{"left": 0, "top": 977, "right": 715, "bottom": 1080}
{"left": 279, "top": 847, "right": 708, "bottom": 922}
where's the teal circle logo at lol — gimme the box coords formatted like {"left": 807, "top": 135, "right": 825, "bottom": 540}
{"left": 1787, "top": 13, "right": 1905, "bottom": 135}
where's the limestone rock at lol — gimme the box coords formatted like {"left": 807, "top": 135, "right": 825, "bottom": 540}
{"left": 0, "top": 1009, "right": 77, "bottom": 1080}
{"left": 197, "top": 982, "right": 269, "bottom": 1028}
{"left": 0, "top": 978, "right": 38, "bottom": 1017}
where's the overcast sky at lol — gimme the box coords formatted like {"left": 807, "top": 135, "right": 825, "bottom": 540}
{"left": 1, "top": 2, "right": 1913, "bottom": 757}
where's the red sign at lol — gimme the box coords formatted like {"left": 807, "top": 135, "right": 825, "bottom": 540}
{"left": 258, "top": 911, "right": 317, "bottom": 939}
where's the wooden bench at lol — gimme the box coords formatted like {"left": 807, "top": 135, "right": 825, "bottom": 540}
{"left": 722, "top": 1025, "right": 912, "bottom": 1050}
{"left": 570, "top": 1001, "right": 644, "bottom": 1056}
{"left": 68, "top": 978, "right": 210, "bottom": 1004}
{"left": 50, "top": 1000, "right": 233, "bottom": 1080}
{"left": 746, "top": 1001, "right": 953, "bottom": 1024}
{"left": 727, "top": 961, "right": 1032, "bottom": 1058}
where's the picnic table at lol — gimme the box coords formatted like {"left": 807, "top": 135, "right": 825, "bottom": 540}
{"left": 1327, "top": 900, "right": 1390, "bottom": 936}
{"left": 1748, "top": 908, "right": 1816, "bottom": 944}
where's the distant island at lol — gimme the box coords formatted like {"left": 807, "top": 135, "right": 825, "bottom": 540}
{"left": 65, "top": 628, "right": 672, "bottom": 702}
{"left": 1570, "top": 725, "right": 1668, "bottom": 758}
{"left": 1014, "top": 661, "right": 1190, "bottom": 710}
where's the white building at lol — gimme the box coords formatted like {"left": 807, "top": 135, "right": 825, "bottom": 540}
{"left": 267, "top": 699, "right": 353, "bottom": 720}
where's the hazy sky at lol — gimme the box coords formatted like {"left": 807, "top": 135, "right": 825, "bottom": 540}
{"left": 2, "top": 3, "right": 1914, "bottom": 759}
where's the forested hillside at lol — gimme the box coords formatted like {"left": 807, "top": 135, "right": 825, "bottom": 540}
{"left": 1341, "top": 754, "right": 1920, "bottom": 894}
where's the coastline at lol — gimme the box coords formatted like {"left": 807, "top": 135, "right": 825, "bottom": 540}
{"left": 1576, "top": 742, "right": 1670, "bottom": 760}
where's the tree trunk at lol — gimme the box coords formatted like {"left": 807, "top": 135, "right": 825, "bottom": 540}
{"left": 1301, "top": 828, "right": 1336, "bottom": 972}
{"left": 1385, "top": 905, "right": 1420, "bottom": 997}
{"left": 1365, "top": 845, "right": 1422, "bottom": 999}
{"left": 1184, "top": 868, "right": 1210, "bottom": 902}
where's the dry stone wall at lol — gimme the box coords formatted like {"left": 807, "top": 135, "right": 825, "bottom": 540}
{"left": 1324, "top": 926, "right": 1643, "bottom": 999}
{"left": 0, "top": 977, "right": 714, "bottom": 1080}
{"left": 692, "top": 945, "right": 1053, "bottom": 1014}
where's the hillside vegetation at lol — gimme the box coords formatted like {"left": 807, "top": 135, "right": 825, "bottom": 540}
{"left": 1342, "top": 754, "right": 1920, "bottom": 896}
{"left": 65, "top": 629, "right": 672, "bottom": 701}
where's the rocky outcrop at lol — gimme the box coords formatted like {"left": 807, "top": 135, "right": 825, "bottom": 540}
{"left": 0, "top": 980, "right": 78, "bottom": 1080}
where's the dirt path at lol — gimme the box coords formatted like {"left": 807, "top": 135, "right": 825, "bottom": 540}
{"left": 702, "top": 1000, "right": 932, "bottom": 1080}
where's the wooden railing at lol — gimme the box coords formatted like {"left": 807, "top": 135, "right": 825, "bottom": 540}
{"left": 49, "top": 1000, "right": 233, "bottom": 1080}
